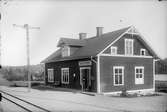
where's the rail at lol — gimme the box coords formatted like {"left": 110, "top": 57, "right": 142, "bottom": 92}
{"left": 0, "top": 90, "right": 51, "bottom": 112}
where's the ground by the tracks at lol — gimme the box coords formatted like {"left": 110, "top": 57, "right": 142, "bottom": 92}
{"left": 0, "top": 86, "right": 167, "bottom": 112}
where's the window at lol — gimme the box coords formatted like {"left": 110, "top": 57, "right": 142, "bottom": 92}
{"left": 47, "top": 69, "right": 54, "bottom": 82}
{"left": 113, "top": 66, "right": 124, "bottom": 86}
{"left": 111, "top": 46, "right": 117, "bottom": 55}
{"left": 61, "top": 68, "right": 69, "bottom": 84}
{"left": 135, "top": 67, "right": 144, "bottom": 84}
{"left": 62, "top": 46, "right": 70, "bottom": 57}
{"left": 125, "top": 39, "right": 133, "bottom": 55}
{"left": 140, "top": 49, "right": 146, "bottom": 56}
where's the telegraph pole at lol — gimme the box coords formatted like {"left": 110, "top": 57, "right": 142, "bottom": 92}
{"left": 0, "top": 0, "right": 3, "bottom": 69}
{"left": 13, "top": 24, "right": 40, "bottom": 92}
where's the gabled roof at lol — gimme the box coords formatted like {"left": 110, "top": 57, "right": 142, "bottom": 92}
{"left": 42, "top": 49, "right": 62, "bottom": 63}
{"left": 41, "top": 26, "right": 158, "bottom": 63}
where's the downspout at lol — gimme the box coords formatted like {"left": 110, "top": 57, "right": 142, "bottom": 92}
{"left": 91, "top": 55, "right": 101, "bottom": 94}
{"left": 91, "top": 56, "right": 100, "bottom": 93}
{"left": 153, "top": 58, "right": 160, "bottom": 91}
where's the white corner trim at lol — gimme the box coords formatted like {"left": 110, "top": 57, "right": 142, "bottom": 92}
{"left": 97, "top": 54, "right": 101, "bottom": 93}
{"left": 98, "top": 27, "right": 131, "bottom": 55}
{"left": 131, "top": 28, "right": 158, "bottom": 58}
{"left": 153, "top": 59, "right": 155, "bottom": 91}
{"left": 97, "top": 26, "right": 158, "bottom": 58}
{"left": 100, "top": 54, "right": 153, "bottom": 58}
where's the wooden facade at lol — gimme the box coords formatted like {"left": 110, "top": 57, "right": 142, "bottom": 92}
{"left": 99, "top": 56, "right": 153, "bottom": 92}
{"left": 45, "top": 58, "right": 97, "bottom": 92}
{"left": 43, "top": 26, "right": 158, "bottom": 94}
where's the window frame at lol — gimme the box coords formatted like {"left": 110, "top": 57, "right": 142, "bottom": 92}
{"left": 113, "top": 66, "right": 124, "bottom": 86}
{"left": 125, "top": 39, "right": 134, "bottom": 56}
{"left": 62, "top": 46, "right": 70, "bottom": 57}
{"left": 110, "top": 46, "right": 117, "bottom": 55}
{"left": 135, "top": 66, "right": 144, "bottom": 84}
{"left": 61, "top": 68, "right": 69, "bottom": 84}
{"left": 140, "top": 48, "right": 146, "bottom": 56}
{"left": 47, "top": 68, "right": 54, "bottom": 83}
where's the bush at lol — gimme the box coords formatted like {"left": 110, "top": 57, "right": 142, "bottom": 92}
{"left": 0, "top": 64, "right": 45, "bottom": 81}
{"left": 120, "top": 88, "right": 128, "bottom": 97}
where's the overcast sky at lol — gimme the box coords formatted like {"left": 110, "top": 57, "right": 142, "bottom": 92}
{"left": 0, "top": 0, "right": 167, "bottom": 66}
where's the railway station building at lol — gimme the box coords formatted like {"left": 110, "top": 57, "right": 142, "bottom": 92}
{"left": 42, "top": 26, "right": 158, "bottom": 94}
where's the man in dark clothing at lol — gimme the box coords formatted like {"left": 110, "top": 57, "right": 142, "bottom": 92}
{"left": 0, "top": 93, "right": 3, "bottom": 112}
{"left": 0, "top": 93, "right": 2, "bottom": 102}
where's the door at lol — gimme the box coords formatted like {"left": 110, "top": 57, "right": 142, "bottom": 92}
{"left": 80, "top": 67, "right": 91, "bottom": 91}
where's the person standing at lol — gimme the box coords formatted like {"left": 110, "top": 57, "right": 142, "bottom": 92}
{"left": 0, "top": 93, "right": 3, "bottom": 112}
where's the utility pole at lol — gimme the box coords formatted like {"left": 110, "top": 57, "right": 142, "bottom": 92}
{"left": 13, "top": 24, "right": 40, "bottom": 92}
{"left": 0, "top": 0, "right": 3, "bottom": 69}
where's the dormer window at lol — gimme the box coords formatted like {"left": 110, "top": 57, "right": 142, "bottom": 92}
{"left": 125, "top": 39, "right": 133, "bottom": 55}
{"left": 140, "top": 48, "right": 146, "bottom": 56}
{"left": 62, "top": 46, "right": 70, "bottom": 57}
{"left": 111, "top": 46, "right": 117, "bottom": 55}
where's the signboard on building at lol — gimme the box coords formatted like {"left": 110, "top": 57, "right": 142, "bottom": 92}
{"left": 79, "top": 61, "right": 92, "bottom": 66}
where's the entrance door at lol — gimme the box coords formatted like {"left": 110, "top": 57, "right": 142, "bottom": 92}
{"left": 80, "top": 67, "right": 91, "bottom": 91}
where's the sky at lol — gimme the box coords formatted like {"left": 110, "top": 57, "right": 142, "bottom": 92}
{"left": 0, "top": 0, "right": 167, "bottom": 66}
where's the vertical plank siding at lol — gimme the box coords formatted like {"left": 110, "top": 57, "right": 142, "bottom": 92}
{"left": 45, "top": 58, "right": 97, "bottom": 92}
{"left": 100, "top": 56, "right": 153, "bottom": 92}
{"left": 103, "top": 34, "right": 152, "bottom": 56}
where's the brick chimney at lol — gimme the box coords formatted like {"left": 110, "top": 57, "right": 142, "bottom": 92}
{"left": 96, "top": 27, "right": 103, "bottom": 37}
{"left": 79, "top": 33, "right": 87, "bottom": 40}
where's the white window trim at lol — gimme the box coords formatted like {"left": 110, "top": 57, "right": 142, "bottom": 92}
{"left": 110, "top": 46, "right": 117, "bottom": 55}
{"left": 125, "top": 39, "right": 134, "bottom": 56}
{"left": 140, "top": 48, "right": 146, "bottom": 56}
{"left": 67, "top": 47, "right": 70, "bottom": 56}
{"left": 47, "top": 68, "right": 54, "bottom": 82}
{"left": 135, "top": 66, "right": 144, "bottom": 84}
{"left": 113, "top": 66, "right": 124, "bottom": 86}
{"left": 62, "top": 46, "right": 70, "bottom": 57}
{"left": 99, "top": 53, "right": 153, "bottom": 58}
{"left": 80, "top": 67, "right": 91, "bottom": 90}
{"left": 61, "top": 68, "right": 69, "bottom": 84}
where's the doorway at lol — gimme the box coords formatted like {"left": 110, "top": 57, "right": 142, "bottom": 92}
{"left": 80, "top": 67, "right": 91, "bottom": 91}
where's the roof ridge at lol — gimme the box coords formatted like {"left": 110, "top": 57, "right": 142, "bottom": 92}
{"left": 85, "top": 26, "right": 131, "bottom": 40}
{"left": 42, "top": 26, "right": 132, "bottom": 63}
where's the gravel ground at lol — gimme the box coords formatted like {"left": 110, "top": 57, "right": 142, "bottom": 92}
{"left": 0, "top": 86, "right": 167, "bottom": 112}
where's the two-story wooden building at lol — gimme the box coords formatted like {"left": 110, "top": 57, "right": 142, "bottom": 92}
{"left": 42, "top": 26, "right": 158, "bottom": 94}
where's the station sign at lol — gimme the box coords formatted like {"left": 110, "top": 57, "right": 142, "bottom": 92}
{"left": 79, "top": 61, "right": 92, "bottom": 66}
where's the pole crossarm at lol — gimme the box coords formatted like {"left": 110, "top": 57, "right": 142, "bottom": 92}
{"left": 13, "top": 24, "right": 40, "bottom": 92}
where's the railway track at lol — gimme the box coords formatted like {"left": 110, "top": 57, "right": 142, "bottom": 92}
{"left": 0, "top": 90, "right": 52, "bottom": 112}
